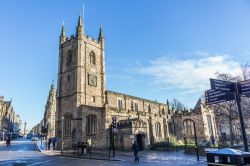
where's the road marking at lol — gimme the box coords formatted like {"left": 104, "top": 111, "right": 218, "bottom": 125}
{"left": 26, "top": 160, "right": 51, "bottom": 166}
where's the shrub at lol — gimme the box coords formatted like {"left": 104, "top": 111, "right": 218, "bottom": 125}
{"left": 150, "top": 141, "right": 175, "bottom": 150}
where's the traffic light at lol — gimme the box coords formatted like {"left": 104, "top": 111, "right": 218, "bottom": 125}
{"left": 112, "top": 117, "right": 117, "bottom": 130}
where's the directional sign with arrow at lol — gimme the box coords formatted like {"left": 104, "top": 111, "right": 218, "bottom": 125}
{"left": 205, "top": 78, "right": 250, "bottom": 152}
{"left": 205, "top": 89, "right": 235, "bottom": 105}
{"left": 210, "top": 78, "right": 236, "bottom": 92}
{"left": 240, "top": 80, "right": 250, "bottom": 97}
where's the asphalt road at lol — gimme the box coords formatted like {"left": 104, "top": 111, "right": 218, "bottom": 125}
{"left": 0, "top": 138, "right": 206, "bottom": 166}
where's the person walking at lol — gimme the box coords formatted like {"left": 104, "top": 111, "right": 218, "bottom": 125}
{"left": 52, "top": 137, "right": 57, "bottom": 150}
{"left": 131, "top": 140, "right": 139, "bottom": 162}
{"left": 210, "top": 135, "right": 215, "bottom": 147}
{"left": 48, "top": 138, "right": 51, "bottom": 150}
{"left": 6, "top": 135, "right": 11, "bottom": 147}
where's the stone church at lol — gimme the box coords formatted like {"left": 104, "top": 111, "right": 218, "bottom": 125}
{"left": 43, "top": 82, "right": 56, "bottom": 139}
{"left": 55, "top": 16, "right": 218, "bottom": 150}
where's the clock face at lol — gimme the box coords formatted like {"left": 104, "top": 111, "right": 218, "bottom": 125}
{"left": 88, "top": 74, "right": 97, "bottom": 86}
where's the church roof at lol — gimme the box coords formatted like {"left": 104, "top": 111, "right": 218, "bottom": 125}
{"left": 194, "top": 98, "right": 202, "bottom": 110}
{"left": 106, "top": 90, "right": 167, "bottom": 106}
{"left": 4, "top": 101, "right": 12, "bottom": 107}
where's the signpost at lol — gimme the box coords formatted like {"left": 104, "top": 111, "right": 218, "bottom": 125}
{"left": 235, "top": 83, "right": 249, "bottom": 152}
{"left": 206, "top": 78, "right": 250, "bottom": 152}
{"left": 210, "top": 79, "right": 235, "bottom": 92}
{"left": 240, "top": 80, "right": 250, "bottom": 97}
{"left": 205, "top": 90, "right": 235, "bottom": 105}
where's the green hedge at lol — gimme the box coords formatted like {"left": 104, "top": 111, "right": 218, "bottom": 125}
{"left": 150, "top": 141, "right": 196, "bottom": 150}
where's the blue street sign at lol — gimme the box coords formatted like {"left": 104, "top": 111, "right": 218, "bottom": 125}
{"left": 210, "top": 78, "right": 236, "bottom": 92}
{"left": 205, "top": 89, "right": 235, "bottom": 105}
{"left": 240, "top": 80, "right": 250, "bottom": 97}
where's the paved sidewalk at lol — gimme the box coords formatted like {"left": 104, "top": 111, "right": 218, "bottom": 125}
{"left": 36, "top": 141, "right": 207, "bottom": 165}
{"left": 91, "top": 149, "right": 207, "bottom": 164}
{"left": 36, "top": 140, "right": 61, "bottom": 156}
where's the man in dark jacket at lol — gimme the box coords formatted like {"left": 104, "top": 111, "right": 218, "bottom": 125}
{"left": 48, "top": 138, "right": 51, "bottom": 150}
{"left": 131, "top": 140, "right": 139, "bottom": 162}
{"left": 6, "top": 135, "right": 11, "bottom": 147}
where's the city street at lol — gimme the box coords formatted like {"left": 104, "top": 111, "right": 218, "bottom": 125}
{"left": 0, "top": 138, "right": 207, "bottom": 166}
{"left": 1, "top": 1, "right": 250, "bottom": 166}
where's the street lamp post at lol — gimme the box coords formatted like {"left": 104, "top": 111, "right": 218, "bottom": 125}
{"left": 184, "top": 119, "right": 199, "bottom": 161}
{"left": 235, "top": 82, "right": 249, "bottom": 152}
{"left": 61, "top": 116, "right": 64, "bottom": 155}
{"left": 192, "top": 121, "right": 199, "bottom": 161}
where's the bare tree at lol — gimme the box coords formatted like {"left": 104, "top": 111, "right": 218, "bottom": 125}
{"left": 170, "top": 98, "right": 185, "bottom": 111}
{"left": 240, "top": 62, "right": 250, "bottom": 142}
{"left": 213, "top": 64, "right": 250, "bottom": 145}
{"left": 212, "top": 72, "right": 240, "bottom": 145}
{"left": 213, "top": 101, "right": 238, "bottom": 145}
{"left": 241, "top": 63, "right": 250, "bottom": 80}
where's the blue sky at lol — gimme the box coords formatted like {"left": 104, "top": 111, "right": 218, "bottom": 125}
{"left": 0, "top": 0, "right": 250, "bottom": 130}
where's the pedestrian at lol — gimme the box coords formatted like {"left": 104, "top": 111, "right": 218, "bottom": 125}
{"left": 131, "top": 140, "right": 139, "bottom": 162}
{"left": 48, "top": 137, "right": 51, "bottom": 150}
{"left": 6, "top": 135, "right": 11, "bottom": 147}
{"left": 210, "top": 135, "right": 215, "bottom": 147}
{"left": 52, "top": 137, "right": 57, "bottom": 150}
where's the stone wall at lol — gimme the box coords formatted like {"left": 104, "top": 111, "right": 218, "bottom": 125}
{"left": 56, "top": 18, "right": 105, "bottom": 149}
{"left": 0, "top": 97, "right": 19, "bottom": 134}
{"left": 54, "top": 16, "right": 220, "bottom": 151}
{"left": 43, "top": 83, "right": 56, "bottom": 138}
{"left": 105, "top": 91, "right": 170, "bottom": 149}
{"left": 173, "top": 100, "right": 218, "bottom": 143}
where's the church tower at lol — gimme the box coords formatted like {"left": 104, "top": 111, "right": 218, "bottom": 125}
{"left": 56, "top": 16, "right": 106, "bottom": 148}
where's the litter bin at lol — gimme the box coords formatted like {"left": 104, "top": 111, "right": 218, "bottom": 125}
{"left": 77, "top": 142, "right": 88, "bottom": 155}
{"left": 207, "top": 148, "right": 250, "bottom": 166}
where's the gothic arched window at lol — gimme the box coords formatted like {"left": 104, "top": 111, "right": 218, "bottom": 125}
{"left": 155, "top": 122, "right": 161, "bottom": 138}
{"left": 168, "top": 122, "right": 174, "bottom": 135}
{"left": 86, "top": 114, "right": 97, "bottom": 136}
{"left": 207, "top": 115, "right": 212, "bottom": 135}
{"left": 67, "top": 49, "right": 73, "bottom": 65}
{"left": 89, "top": 51, "right": 96, "bottom": 65}
{"left": 183, "top": 119, "right": 194, "bottom": 136}
{"left": 63, "top": 113, "right": 72, "bottom": 136}
{"left": 162, "top": 108, "right": 165, "bottom": 114}
{"left": 117, "top": 99, "right": 123, "bottom": 110}
{"left": 148, "top": 105, "right": 151, "bottom": 113}
{"left": 163, "top": 118, "right": 167, "bottom": 139}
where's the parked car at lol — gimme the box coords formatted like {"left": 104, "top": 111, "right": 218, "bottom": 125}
{"left": 199, "top": 140, "right": 211, "bottom": 147}
{"left": 18, "top": 135, "right": 23, "bottom": 138}
{"left": 32, "top": 137, "right": 39, "bottom": 141}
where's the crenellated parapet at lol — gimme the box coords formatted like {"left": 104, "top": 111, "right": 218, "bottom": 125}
{"left": 59, "top": 16, "right": 104, "bottom": 49}
{"left": 85, "top": 35, "right": 101, "bottom": 46}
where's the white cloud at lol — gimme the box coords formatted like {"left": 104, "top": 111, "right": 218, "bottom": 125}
{"left": 139, "top": 53, "right": 242, "bottom": 94}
